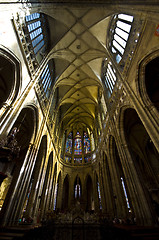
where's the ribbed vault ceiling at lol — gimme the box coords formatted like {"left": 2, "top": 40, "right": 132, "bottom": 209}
{"left": 45, "top": 6, "right": 111, "bottom": 134}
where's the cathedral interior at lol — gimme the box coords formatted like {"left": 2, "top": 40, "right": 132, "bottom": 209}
{"left": 0, "top": 0, "right": 159, "bottom": 239}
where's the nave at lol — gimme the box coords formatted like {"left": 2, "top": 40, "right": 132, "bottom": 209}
{"left": 0, "top": 1, "right": 159, "bottom": 239}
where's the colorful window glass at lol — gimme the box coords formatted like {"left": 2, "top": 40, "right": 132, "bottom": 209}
{"left": 84, "top": 132, "right": 91, "bottom": 154}
{"left": 74, "top": 157, "right": 82, "bottom": 163}
{"left": 65, "top": 132, "right": 73, "bottom": 154}
{"left": 84, "top": 156, "right": 91, "bottom": 163}
{"left": 75, "top": 184, "right": 81, "bottom": 198}
{"left": 74, "top": 132, "right": 82, "bottom": 155}
{"left": 65, "top": 156, "right": 72, "bottom": 163}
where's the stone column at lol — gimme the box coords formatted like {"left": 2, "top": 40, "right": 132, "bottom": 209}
{"left": 93, "top": 171, "right": 100, "bottom": 212}
{"left": 102, "top": 153, "right": 115, "bottom": 218}
{"left": 118, "top": 139, "right": 157, "bottom": 225}
{"left": 107, "top": 135, "right": 128, "bottom": 219}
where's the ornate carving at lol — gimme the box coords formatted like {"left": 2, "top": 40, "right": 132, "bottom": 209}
{"left": 0, "top": 127, "right": 20, "bottom": 162}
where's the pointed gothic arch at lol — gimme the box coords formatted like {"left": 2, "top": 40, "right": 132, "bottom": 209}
{"left": 85, "top": 174, "right": 94, "bottom": 212}
{"left": 54, "top": 171, "right": 61, "bottom": 210}
{"left": 40, "top": 151, "right": 53, "bottom": 217}
{"left": 61, "top": 174, "right": 70, "bottom": 211}
{"left": 0, "top": 46, "right": 21, "bottom": 110}
{"left": 138, "top": 50, "right": 159, "bottom": 113}
{"left": 74, "top": 175, "right": 82, "bottom": 201}
{"left": 118, "top": 106, "right": 158, "bottom": 225}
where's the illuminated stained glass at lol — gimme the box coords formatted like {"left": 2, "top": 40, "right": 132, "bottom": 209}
{"left": 75, "top": 184, "right": 81, "bottom": 198}
{"left": 74, "top": 132, "right": 82, "bottom": 155}
{"left": 53, "top": 183, "right": 58, "bottom": 210}
{"left": 97, "top": 182, "right": 102, "bottom": 209}
{"left": 65, "top": 156, "right": 72, "bottom": 163}
{"left": 84, "top": 132, "right": 91, "bottom": 154}
{"left": 65, "top": 132, "right": 73, "bottom": 154}
{"left": 74, "top": 157, "right": 82, "bottom": 163}
{"left": 84, "top": 155, "right": 91, "bottom": 163}
{"left": 121, "top": 177, "right": 131, "bottom": 210}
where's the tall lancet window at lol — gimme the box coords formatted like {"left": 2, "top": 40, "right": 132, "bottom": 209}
{"left": 74, "top": 131, "right": 82, "bottom": 155}
{"left": 74, "top": 176, "right": 81, "bottom": 200}
{"left": 40, "top": 64, "right": 52, "bottom": 98}
{"left": 102, "top": 59, "right": 117, "bottom": 97}
{"left": 25, "top": 12, "right": 49, "bottom": 61}
{"left": 110, "top": 14, "right": 134, "bottom": 63}
{"left": 26, "top": 13, "right": 44, "bottom": 54}
{"left": 39, "top": 60, "right": 54, "bottom": 100}
{"left": 97, "top": 182, "right": 102, "bottom": 210}
{"left": 53, "top": 183, "right": 58, "bottom": 210}
{"left": 121, "top": 177, "right": 131, "bottom": 211}
{"left": 65, "top": 132, "right": 73, "bottom": 154}
{"left": 84, "top": 132, "right": 91, "bottom": 154}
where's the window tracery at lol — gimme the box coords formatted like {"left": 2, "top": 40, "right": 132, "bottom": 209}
{"left": 74, "top": 131, "right": 82, "bottom": 155}
{"left": 65, "top": 132, "right": 73, "bottom": 154}
{"left": 97, "top": 181, "right": 102, "bottom": 209}
{"left": 74, "top": 176, "right": 81, "bottom": 199}
{"left": 38, "top": 60, "right": 54, "bottom": 101}
{"left": 64, "top": 130, "right": 92, "bottom": 164}
{"left": 25, "top": 12, "right": 49, "bottom": 62}
{"left": 121, "top": 177, "right": 131, "bottom": 211}
{"left": 110, "top": 14, "right": 134, "bottom": 64}
{"left": 102, "top": 59, "right": 117, "bottom": 97}
{"left": 84, "top": 132, "right": 91, "bottom": 154}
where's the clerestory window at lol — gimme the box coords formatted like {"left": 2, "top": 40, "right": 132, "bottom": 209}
{"left": 97, "top": 181, "right": 102, "bottom": 209}
{"left": 110, "top": 14, "right": 134, "bottom": 63}
{"left": 65, "top": 132, "right": 73, "bottom": 154}
{"left": 102, "top": 60, "right": 117, "bottom": 96}
{"left": 40, "top": 61, "right": 54, "bottom": 99}
{"left": 121, "top": 177, "right": 131, "bottom": 212}
{"left": 84, "top": 132, "right": 91, "bottom": 154}
{"left": 25, "top": 13, "right": 49, "bottom": 60}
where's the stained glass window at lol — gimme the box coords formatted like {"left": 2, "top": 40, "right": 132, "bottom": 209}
{"left": 65, "top": 132, "right": 73, "bottom": 154}
{"left": 75, "top": 184, "right": 81, "bottom": 198}
{"left": 65, "top": 156, "right": 72, "bottom": 163}
{"left": 74, "top": 177, "right": 81, "bottom": 199}
{"left": 53, "top": 182, "right": 58, "bottom": 210}
{"left": 121, "top": 177, "right": 131, "bottom": 211}
{"left": 84, "top": 156, "right": 91, "bottom": 163}
{"left": 84, "top": 132, "right": 91, "bottom": 154}
{"left": 74, "top": 157, "right": 82, "bottom": 163}
{"left": 74, "top": 132, "right": 82, "bottom": 155}
{"left": 97, "top": 182, "right": 102, "bottom": 209}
